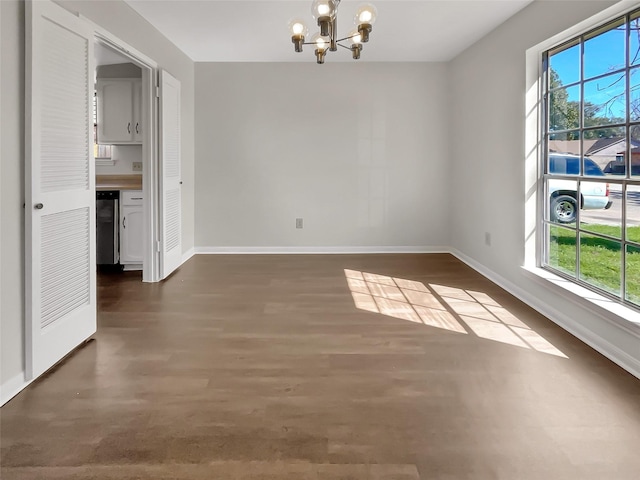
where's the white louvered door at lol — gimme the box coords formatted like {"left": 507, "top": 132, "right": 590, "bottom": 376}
{"left": 25, "top": 0, "right": 96, "bottom": 380}
{"left": 159, "top": 70, "right": 182, "bottom": 279}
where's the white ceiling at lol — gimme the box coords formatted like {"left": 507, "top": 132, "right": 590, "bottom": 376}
{"left": 124, "top": 0, "right": 534, "bottom": 62}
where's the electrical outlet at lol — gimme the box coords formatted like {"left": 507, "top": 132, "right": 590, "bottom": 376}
{"left": 132, "top": 162, "right": 142, "bottom": 172}
{"left": 485, "top": 232, "right": 491, "bottom": 246}
{"left": 296, "top": 218, "right": 303, "bottom": 229}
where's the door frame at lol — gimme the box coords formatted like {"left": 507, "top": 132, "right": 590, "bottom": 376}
{"left": 88, "top": 22, "right": 161, "bottom": 282}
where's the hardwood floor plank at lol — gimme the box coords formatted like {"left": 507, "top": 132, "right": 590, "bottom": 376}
{"left": 1, "top": 254, "right": 639, "bottom": 479}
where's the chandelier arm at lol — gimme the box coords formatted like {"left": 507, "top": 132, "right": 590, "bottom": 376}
{"left": 336, "top": 34, "right": 359, "bottom": 43}
{"left": 336, "top": 42, "right": 352, "bottom": 50}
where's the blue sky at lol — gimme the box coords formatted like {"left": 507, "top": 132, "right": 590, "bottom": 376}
{"left": 549, "top": 22, "right": 640, "bottom": 120}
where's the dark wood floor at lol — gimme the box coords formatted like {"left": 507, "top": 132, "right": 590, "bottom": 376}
{"left": 1, "top": 254, "right": 639, "bottom": 479}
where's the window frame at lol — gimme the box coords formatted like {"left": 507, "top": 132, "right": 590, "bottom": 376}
{"left": 540, "top": 6, "right": 640, "bottom": 312}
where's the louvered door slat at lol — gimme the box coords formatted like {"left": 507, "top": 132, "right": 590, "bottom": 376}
{"left": 40, "top": 18, "right": 90, "bottom": 194}
{"left": 40, "top": 208, "right": 90, "bottom": 328}
{"left": 160, "top": 70, "right": 182, "bottom": 278}
{"left": 41, "top": 258, "right": 90, "bottom": 288}
{"left": 165, "top": 188, "right": 181, "bottom": 251}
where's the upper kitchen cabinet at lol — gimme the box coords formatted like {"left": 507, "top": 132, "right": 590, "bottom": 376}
{"left": 96, "top": 78, "right": 142, "bottom": 144}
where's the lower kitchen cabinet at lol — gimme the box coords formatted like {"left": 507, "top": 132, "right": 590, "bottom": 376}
{"left": 120, "top": 190, "right": 143, "bottom": 265}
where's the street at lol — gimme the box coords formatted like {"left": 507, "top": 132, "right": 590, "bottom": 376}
{"left": 581, "top": 188, "right": 640, "bottom": 226}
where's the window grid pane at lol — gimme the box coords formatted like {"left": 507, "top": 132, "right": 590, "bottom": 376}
{"left": 542, "top": 7, "right": 640, "bottom": 310}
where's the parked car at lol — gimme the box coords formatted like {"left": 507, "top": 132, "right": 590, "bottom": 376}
{"left": 549, "top": 154, "right": 612, "bottom": 224}
{"left": 603, "top": 160, "right": 640, "bottom": 176}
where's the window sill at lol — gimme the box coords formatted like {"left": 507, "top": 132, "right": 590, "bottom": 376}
{"left": 522, "top": 265, "right": 640, "bottom": 337}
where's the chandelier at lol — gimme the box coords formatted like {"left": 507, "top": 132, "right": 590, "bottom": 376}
{"left": 289, "top": 0, "right": 378, "bottom": 64}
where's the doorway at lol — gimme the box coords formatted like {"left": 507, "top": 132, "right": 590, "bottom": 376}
{"left": 93, "top": 35, "right": 159, "bottom": 282}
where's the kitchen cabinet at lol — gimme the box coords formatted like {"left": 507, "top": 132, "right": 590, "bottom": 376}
{"left": 120, "top": 190, "right": 143, "bottom": 266}
{"left": 97, "top": 78, "right": 142, "bottom": 144}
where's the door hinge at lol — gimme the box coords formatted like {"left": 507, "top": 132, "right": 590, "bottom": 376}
{"left": 155, "top": 85, "right": 160, "bottom": 98}
{"left": 155, "top": 240, "right": 161, "bottom": 252}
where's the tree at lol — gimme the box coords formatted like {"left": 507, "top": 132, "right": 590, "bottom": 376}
{"left": 549, "top": 68, "right": 625, "bottom": 140}
{"left": 549, "top": 69, "right": 579, "bottom": 138}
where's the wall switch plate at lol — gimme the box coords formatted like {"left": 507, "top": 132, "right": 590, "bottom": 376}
{"left": 296, "top": 218, "right": 303, "bottom": 229}
{"left": 132, "top": 162, "right": 142, "bottom": 172}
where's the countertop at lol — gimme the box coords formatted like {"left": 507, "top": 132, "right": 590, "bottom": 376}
{"left": 96, "top": 175, "right": 142, "bottom": 191}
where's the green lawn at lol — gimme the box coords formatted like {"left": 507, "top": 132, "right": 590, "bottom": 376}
{"left": 548, "top": 224, "right": 640, "bottom": 305}
{"left": 580, "top": 223, "right": 640, "bottom": 243}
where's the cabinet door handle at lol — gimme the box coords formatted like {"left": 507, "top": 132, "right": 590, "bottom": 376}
{"left": 131, "top": 197, "right": 142, "bottom": 200}
{"left": 135, "top": 123, "right": 139, "bottom": 134}
{"left": 123, "top": 217, "right": 126, "bottom": 229}
{"left": 127, "top": 122, "right": 131, "bottom": 134}
{"left": 34, "top": 203, "right": 44, "bottom": 210}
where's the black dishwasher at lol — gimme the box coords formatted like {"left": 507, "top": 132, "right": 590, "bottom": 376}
{"left": 96, "top": 190, "right": 119, "bottom": 265}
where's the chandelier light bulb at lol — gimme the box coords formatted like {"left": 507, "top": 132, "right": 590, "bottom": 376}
{"left": 289, "top": 18, "right": 308, "bottom": 53}
{"left": 347, "top": 30, "right": 363, "bottom": 59}
{"left": 354, "top": 3, "right": 378, "bottom": 25}
{"left": 311, "top": 0, "right": 336, "bottom": 20}
{"left": 348, "top": 30, "right": 362, "bottom": 46}
{"left": 311, "top": 32, "right": 328, "bottom": 51}
{"left": 311, "top": 32, "right": 329, "bottom": 64}
{"left": 288, "top": 18, "right": 308, "bottom": 36}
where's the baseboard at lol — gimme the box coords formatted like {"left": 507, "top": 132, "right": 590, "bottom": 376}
{"left": 1, "top": 372, "right": 32, "bottom": 407}
{"left": 450, "top": 249, "right": 640, "bottom": 380}
{"left": 194, "top": 246, "right": 449, "bottom": 255}
{"left": 182, "top": 247, "right": 195, "bottom": 264}
{"left": 122, "top": 264, "right": 142, "bottom": 271}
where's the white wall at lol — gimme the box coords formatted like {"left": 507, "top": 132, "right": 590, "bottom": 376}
{"left": 95, "top": 146, "right": 143, "bottom": 175}
{"left": 194, "top": 63, "right": 450, "bottom": 250}
{"left": 1, "top": 0, "right": 26, "bottom": 401}
{"left": 449, "top": 0, "right": 640, "bottom": 375}
{"left": 0, "top": 0, "right": 195, "bottom": 402}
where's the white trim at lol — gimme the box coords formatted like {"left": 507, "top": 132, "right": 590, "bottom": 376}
{"left": 122, "top": 264, "right": 142, "bottom": 271}
{"left": 521, "top": 266, "right": 640, "bottom": 336}
{"left": 194, "top": 246, "right": 448, "bottom": 255}
{"left": 182, "top": 247, "right": 195, "bottom": 264}
{"left": 450, "top": 249, "right": 640, "bottom": 380}
{"left": 0, "top": 373, "right": 33, "bottom": 407}
{"left": 79, "top": 16, "right": 157, "bottom": 70}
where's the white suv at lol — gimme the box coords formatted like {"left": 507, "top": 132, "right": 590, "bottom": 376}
{"left": 549, "top": 154, "right": 613, "bottom": 224}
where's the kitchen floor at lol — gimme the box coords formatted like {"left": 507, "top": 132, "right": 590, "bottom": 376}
{"left": 1, "top": 254, "right": 639, "bottom": 479}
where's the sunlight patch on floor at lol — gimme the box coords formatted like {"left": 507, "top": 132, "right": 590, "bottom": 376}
{"left": 345, "top": 270, "right": 567, "bottom": 358}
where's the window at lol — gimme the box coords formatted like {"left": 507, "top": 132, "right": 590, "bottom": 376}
{"left": 542, "top": 8, "right": 640, "bottom": 308}
{"left": 93, "top": 92, "right": 113, "bottom": 165}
